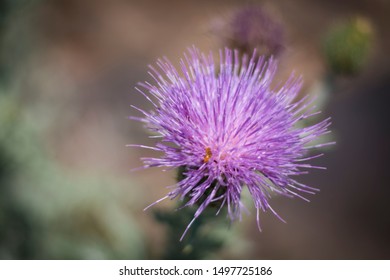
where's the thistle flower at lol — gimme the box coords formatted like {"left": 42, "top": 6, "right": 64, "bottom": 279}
{"left": 130, "top": 47, "right": 333, "bottom": 240}
{"left": 212, "top": 5, "right": 284, "bottom": 57}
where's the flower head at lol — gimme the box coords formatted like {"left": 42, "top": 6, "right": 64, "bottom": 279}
{"left": 212, "top": 5, "right": 284, "bottom": 57}
{"left": 130, "top": 47, "right": 333, "bottom": 240}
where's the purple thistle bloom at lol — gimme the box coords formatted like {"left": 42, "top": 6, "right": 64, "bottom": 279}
{"left": 130, "top": 47, "right": 333, "bottom": 240}
{"left": 211, "top": 5, "right": 284, "bottom": 57}
{"left": 229, "top": 6, "right": 284, "bottom": 56}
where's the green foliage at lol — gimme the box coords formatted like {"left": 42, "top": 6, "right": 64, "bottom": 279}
{"left": 154, "top": 205, "right": 225, "bottom": 260}
{"left": 0, "top": 92, "right": 146, "bottom": 259}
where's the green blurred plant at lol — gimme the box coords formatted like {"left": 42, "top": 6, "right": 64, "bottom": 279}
{"left": 0, "top": 0, "right": 148, "bottom": 259}
{"left": 1, "top": 90, "right": 147, "bottom": 259}
{"left": 323, "top": 17, "right": 374, "bottom": 76}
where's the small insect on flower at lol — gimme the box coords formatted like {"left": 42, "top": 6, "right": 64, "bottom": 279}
{"left": 203, "top": 147, "right": 212, "bottom": 163}
{"left": 129, "top": 47, "right": 334, "bottom": 240}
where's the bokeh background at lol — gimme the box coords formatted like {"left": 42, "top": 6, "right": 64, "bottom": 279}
{"left": 1, "top": 0, "right": 389, "bottom": 259}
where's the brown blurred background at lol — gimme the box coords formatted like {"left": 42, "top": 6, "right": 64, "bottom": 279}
{"left": 0, "top": 0, "right": 389, "bottom": 259}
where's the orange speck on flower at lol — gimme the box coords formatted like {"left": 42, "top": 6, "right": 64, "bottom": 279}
{"left": 203, "top": 147, "right": 212, "bottom": 163}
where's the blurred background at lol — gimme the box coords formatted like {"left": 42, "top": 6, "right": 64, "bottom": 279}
{"left": 0, "top": 0, "right": 389, "bottom": 259}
